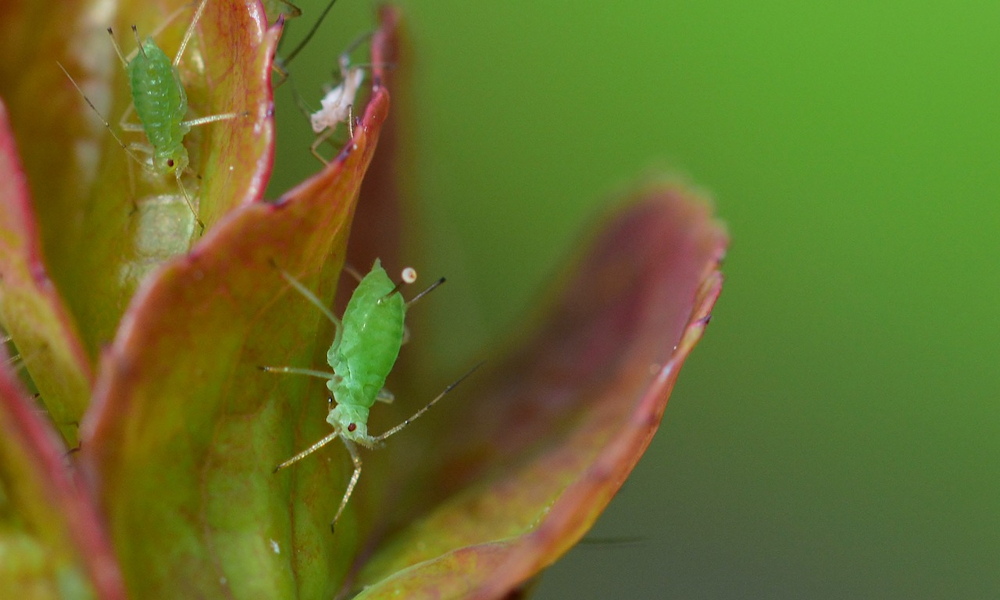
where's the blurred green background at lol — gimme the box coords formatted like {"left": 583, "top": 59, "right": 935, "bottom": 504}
{"left": 268, "top": 0, "right": 1000, "bottom": 597}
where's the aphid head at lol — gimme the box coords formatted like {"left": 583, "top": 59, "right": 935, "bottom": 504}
{"left": 327, "top": 403, "right": 374, "bottom": 446}
{"left": 154, "top": 149, "right": 189, "bottom": 176}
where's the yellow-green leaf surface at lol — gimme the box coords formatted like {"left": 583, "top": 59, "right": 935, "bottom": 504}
{"left": 0, "top": 353, "right": 125, "bottom": 599}
{"left": 79, "top": 67, "right": 390, "bottom": 597}
{"left": 0, "top": 100, "right": 92, "bottom": 446}
{"left": 347, "top": 187, "right": 726, "bottom": 598}
{"left": 0, "top": 0, "right": 278, "bottom": 365}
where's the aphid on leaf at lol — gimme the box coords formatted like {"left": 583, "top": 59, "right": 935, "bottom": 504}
{"left": 262, "top": 260, "right": 479, "bottom": 532}
{"left": 305, "top": 52, "right": 365, "bottom": 163}
{"left": 59, "top": 0, "right": 247, "bottom": 233}
{"left": 295, "top": 32, "right": 372, "bottom": 163}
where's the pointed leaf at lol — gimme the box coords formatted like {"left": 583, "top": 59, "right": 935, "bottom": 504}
{"left": 79, "top": 72, "right": 391, "bottom": 599}
{"left": 351, "top": 186, "right": 727, "bottom": 597}
{"left": 0, "top": 354, "right": 125, "bottom": 599}
{"left": 0, "top": 0, "right": 278, "bottom": 362}
{"left": 0, "top": 99, "right": 92, "bottom": 446}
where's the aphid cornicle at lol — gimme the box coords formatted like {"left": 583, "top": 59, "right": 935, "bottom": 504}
{"left": 263, "top": 259, "right": 477, "bottom": 532}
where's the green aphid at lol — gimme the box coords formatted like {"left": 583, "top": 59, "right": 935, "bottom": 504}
{"left": 263, "top": 259, "right": 478, "bottom": 531}
{"left": 59, "top": 0, "right": 246, "bottom": 233}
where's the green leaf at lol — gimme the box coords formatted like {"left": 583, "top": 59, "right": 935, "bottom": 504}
{"left": 0, "top": 353, "right": 125, "bottom": 599}
{"left": 79, "top": 80, "right": 390, "bottom": 598}
{"left": 0, "top": 99, "right": 92, "bottom": 446}
{"left": 351, "top": 186, "right": 727, "bottom": 598}
{"left": 0, "top": 0, "right": 279, "bottom": 363}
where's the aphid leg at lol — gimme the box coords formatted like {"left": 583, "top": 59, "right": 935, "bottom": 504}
{"left": 173, "top": 0, "right": 210, "bottom": 67}
{"left": 278, "top": 269, "right": 344, "bottom": 348}
{"left": 273, "top": 429, "right": 341, "bottom": 473}
{"left": 376, "top": 388, "right": 395, "bottom": 404}
{"left": 173, "top": 169, "right": 206, "bottom": 234}
{"left": 371, "top": 362, "right": 483, "bottom": 443}
{"left": 309, "top": 127, "right": 336, "bottom": 164}
{"left": 347, "top": 103, "right": 355, "bottom": 139}
{"left": 331, "top": 437, "right": 362, "bottom": 533}
{"left": 258, "top": 365, "right": 340, "bottom": 384}
{"left": 181, "top": 111, "right": 250, "bottom": 129}
{"left": 341, "top": 263, "right": 365, "bottom": 283}
{"left": 274, "top": 0, "right": 341, "bottom": 81}
{"left": 117, "top": 103, "right": 145, "bottom": 132}
{"left": 56, "top": 62, "right": 144, "bottom": 167}
{"left": 5, "top": 353, "right": 22, "bottom": 369}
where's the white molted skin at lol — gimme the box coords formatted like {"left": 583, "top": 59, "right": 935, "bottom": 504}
{"left": 310, "top": 66, "right": 365, "bottom": 134}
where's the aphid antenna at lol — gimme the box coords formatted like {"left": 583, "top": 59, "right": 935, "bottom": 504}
{"left": 106, "top": 28, "right": 130, "bottom": 67}
{"left": 406, "top": 276, "right": 447, "bottom": 307}
{"left": 371, "top": 361, "right": 484, "bottom": 443}
{"left": 130, "top": 26, "right": 149, "bottom": 59}
{"left": 56, "top": 62, "right": 145, "bottom": 167}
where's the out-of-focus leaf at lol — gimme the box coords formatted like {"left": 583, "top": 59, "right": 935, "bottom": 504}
{"left": 0, "top": 99, "right": 92, "bottom": 446}
{"left": 0, "top": 350, "right": 125, "bottom": 599}
{"left": 0, "top": 0, "right": 278, "bottom": 361}
{"left": 78, "top": 62, "right": 390, "bottom": 600}
{"left": 349, "top": 186, "right": 727, "bottom": 598}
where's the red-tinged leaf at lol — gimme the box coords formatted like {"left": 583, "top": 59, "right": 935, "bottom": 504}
{"left": 0, "top": 0, "right": 278, "bottom": 362}
{"left": 0, "top": 352, "right": 125, "bottom": 599}
{"left": 345, "top": 186, "right": 727, "bottom": 598}
{"left": 0, "top": 99, "right": 92, "bottom": 447}
{"left": 78, "top": 62, "right": 391, "bottom": 600}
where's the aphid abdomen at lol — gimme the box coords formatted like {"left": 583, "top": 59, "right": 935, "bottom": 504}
{"left": 129, "top": 38, "right": 190, "bottom": 165}
{"left": 331, "top": 260, "right": 406, "bottom": 410}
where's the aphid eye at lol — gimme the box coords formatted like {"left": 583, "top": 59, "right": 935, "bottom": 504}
{"left": 166, "top": 159, "right": 175, "bottom": 167}
{"left": 347, "top": 423, "right": 357, "bottom": 432}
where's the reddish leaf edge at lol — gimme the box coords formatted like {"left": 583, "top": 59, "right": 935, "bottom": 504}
{"left": 0, "top": 98, "right": 94, "bottom": 443}
{"left": 351, "top": 185, "right": 727, "bottom": 598}
{"left": 474, "top": 189, "right": 726, "bottom": 598}
{"left": 80, "top": 77, "right": 391, "bottom": 469}
{"left": 0, "top": 355, "right": 126, "bottom": 598}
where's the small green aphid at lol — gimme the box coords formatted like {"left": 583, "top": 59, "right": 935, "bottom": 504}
{"left": 262, "top": 259, "right": 477, "bottom": 531}
{"left": 59, "top": 0, "right": 246, "bottom": 232}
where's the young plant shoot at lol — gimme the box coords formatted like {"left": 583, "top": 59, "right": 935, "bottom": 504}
{"left": 59, "top": 0, "right": 247, "bottom": 233}
{"left": 263, "top": 260, "right": 477, "bottom": 532}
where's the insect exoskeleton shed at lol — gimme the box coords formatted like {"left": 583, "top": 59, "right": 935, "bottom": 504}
{"left": 306, "top": 51, "right": 366, "bottom": 163}
{"left": 261, "top": 260, "right": 480, "bottom": 532}
{"left": 58, "top": 0, "right": 249, "bottom": 234}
